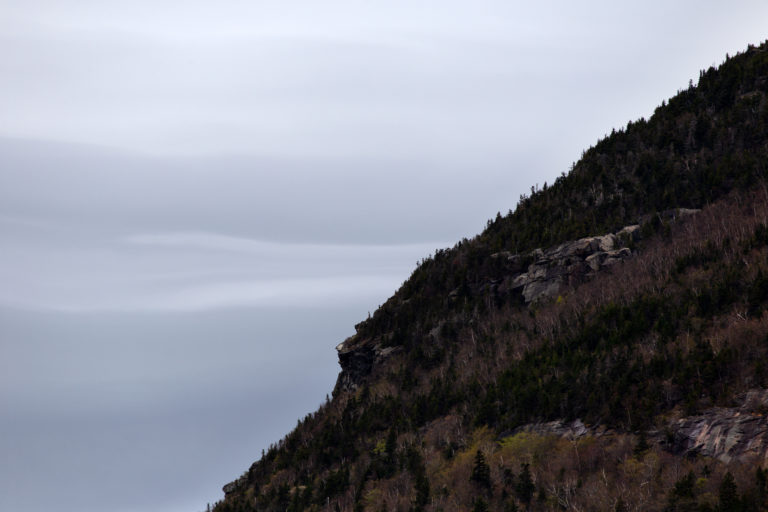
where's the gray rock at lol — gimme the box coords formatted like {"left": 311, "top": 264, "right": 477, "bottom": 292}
{"left": 653, "top": 390, "right": 768, "bottom": 464}
{"left": 333, "top": 336, "right": 402, "bottom": 395}
{"left": 498, "top": 390, "right": 768, "bottom": 466}
{"left": 223, "top": 475, "right": 247, "bottom": 496}
{"left": 334, "top": 336, "right": 375, "bottom": 394}
{"left": 508, "top": 229, "right": 633, "bottom": 304}
{"left": 585, "top": 252, "right": 607, "bottom": 271}
{"left": 596, "top": 233, "right": 617, "bottom": 252}
{"left": 617, "top": 224, "right": 641, "bottom": 241}
{"left": 522, "top": 278, "right": 563, "bottom": 303}
{"left": 601, "top": 248, "right": 632, "bottom": 267}
{"left": 505, "top": 418, "right": 591, "bottom": 440}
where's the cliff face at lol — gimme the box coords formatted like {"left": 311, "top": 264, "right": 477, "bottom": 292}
{"left": 334, "top": 337, "right": 399, "bottom": 395}
{"left": 664, "top": 390, "right": 768, "bottom": 464}
{"left": 212, "top": 42, "right": 768, "bottom": 512}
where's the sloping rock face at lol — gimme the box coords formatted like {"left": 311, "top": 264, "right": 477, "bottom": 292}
{"left": 495, "top": 390, "right": 768, "bottom": 467}
{"left": 660, "top": 390, "right": 768, "bottom": 464}
{"left": 503, "top": 419, "right": 598, "bottom": 440}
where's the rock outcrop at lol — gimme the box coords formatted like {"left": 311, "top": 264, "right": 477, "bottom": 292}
{"left": 223, "top": 475, "right": 246, "bottom": 497}
{"left": 497, "top": 226, "right": 637, "bottom": 304}
{"left": 498, "top": 390, "right": 768, "bottom": 466}
{"left": 334, "top": 336, "right": 400, "bottom": 395}
{"left": 500, "top": 208, "right": 698, "bottom": 304}
{"left": 502, "top": 418, "right": 596, "bottom": 440}
{"left": 657, "top": 389, "right": 768, "bottom": 464}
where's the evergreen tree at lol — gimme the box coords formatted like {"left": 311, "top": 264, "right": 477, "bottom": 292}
{"left": 470, "top": 450, "right": 491, "bottom": 489}
{"left": 516, "top": 463, "right": 535, "bottom": 506}
{"left": 718, "top": 472, "right": 739, "bottom": 512}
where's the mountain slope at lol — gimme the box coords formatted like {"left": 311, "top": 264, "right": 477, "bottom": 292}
{"left": 211, "top": 41, "right": 768, "bottom": 512}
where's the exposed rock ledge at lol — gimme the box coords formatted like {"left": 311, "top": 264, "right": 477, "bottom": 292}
{"left": 501, "top": 418, "right": 618, "bottom": 443}
{"left": 493, "top": 226, "right": 637, "bottom": 304}
{"left": 655, "top": 389, "right": 768, "bottom": 464}
{"left": 487, "top": 207, "right": 699, "bottom": 305}
{"left": 498, "top": 390, "right": 768, "bottom": 466}
{"left": 334, "top": 336, "right": 401, "bottom": 395}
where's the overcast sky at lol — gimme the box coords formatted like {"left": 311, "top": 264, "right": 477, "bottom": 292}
{"left": 1, "top": 2, "right": 767, "bottom": 511}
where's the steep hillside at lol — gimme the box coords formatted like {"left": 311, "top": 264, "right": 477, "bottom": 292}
{"left": 211, "top": 42, "right": 768, "bottom": 512}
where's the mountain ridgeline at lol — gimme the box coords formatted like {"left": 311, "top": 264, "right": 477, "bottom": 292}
{"left": 212, "top": 42, "right": 768, "bottom": 512}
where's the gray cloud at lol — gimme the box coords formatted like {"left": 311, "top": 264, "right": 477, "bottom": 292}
{"left": 2, "top": 1, "right": 764, "bottom": 160}
{"left": 0, "top": 224, "right": 438, "bottom": 312}
{"left": 2, "top": 1, "right": 767, "bottom": 511}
